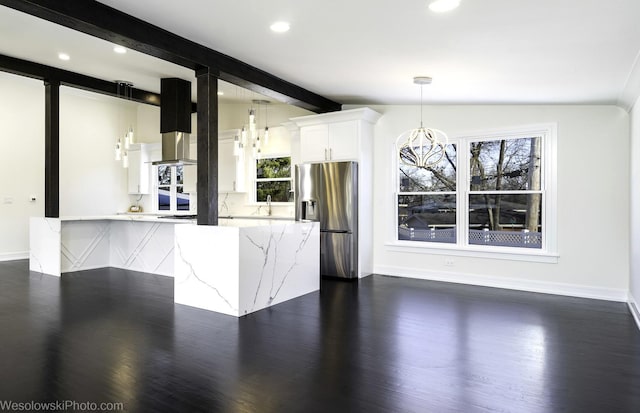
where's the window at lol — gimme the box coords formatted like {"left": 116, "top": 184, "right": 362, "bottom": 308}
{"left": 396, "top": 124, "right": 556, "bottom": 254}
{"left": 398, "top": 145, "right": 457, "bottom": 243}
{"left": 157, "top": 165, "right": 190, "bottom": 212}
{"left": 255, "top": 156, "right": 292, "bottom": 202}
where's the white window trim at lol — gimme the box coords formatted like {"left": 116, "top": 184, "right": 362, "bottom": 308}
{"left": 388, "top": 123, "right": 558, "bottom": 263}
{"left": 252, "top": 153, "right": 293, "bottom": 204}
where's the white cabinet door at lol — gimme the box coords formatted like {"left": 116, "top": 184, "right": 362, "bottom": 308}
{"left": 327, "top": 120, "right": 359, "bottom": 161}
{"left": 127, "top": 145, "right": 150, "bottom": 194}
{"left": 299, "top": 121, "right": 360, "bottom": 162}
{"left": 218, "top": 139, "right": 237, "bottom": 192}
{"left": 300, "top": 124, "right": 329, "bottom": 162}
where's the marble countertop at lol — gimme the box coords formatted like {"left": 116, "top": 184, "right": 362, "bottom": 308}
{"left": 57, "top": 214, "right": 297, "bottom": 227}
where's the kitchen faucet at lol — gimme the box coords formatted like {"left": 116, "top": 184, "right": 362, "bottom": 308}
{"left": 266, "top": 195, "right": 272, "bottom": 216}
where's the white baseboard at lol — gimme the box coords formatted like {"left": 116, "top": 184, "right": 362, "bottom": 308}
{"left": 629, "top": 294, "right": 640, "bottom": 331}
{"left": 0, "top": 251, "right": 29, "bottom": 262}
{"left": 374, "top": 265, "right": 628, "bottom": 302}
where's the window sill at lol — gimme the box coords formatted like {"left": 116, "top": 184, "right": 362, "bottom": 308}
{"left": 384, "top": 241, "right": 559, "bottom": 263}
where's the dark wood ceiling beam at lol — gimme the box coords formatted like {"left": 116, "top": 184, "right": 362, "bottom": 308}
{"left": 0, "top": 53, "right": 161, "bottom": 106}
{"left": 0, "top": 0, "right": 342, "bottom": 113}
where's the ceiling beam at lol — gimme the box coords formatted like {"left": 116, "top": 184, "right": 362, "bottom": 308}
{"left": 0, "top": 0, "right": 342, "bottom": 113}
{"left": 0, "top": 53, "right": 161, "bottom": 106}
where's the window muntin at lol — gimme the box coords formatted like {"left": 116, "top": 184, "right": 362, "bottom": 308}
{"left": 396, "top": 128, "right": 551, "bottom": 252}
{"left": 157, "top": 165, "right": 189, "bottom": 212}
{"left": 255, "top": 156, "right": 292, "bottom": 202}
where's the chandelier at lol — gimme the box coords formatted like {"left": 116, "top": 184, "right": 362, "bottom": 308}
{"left": 396, "top": 77, "right": 448, "bottom": 168}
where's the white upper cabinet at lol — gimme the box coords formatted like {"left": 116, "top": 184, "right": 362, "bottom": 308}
{"left": 293, "top": 108, "right": 381, "bottom": 163}
{"left": 127, "top": 143, "right": 151, "bottom": 194}
{"left": 299, "top": 122, "right": 359, "bottom": 162}
{"left": 218, "top": 137, "right": 239, "bottom": 192}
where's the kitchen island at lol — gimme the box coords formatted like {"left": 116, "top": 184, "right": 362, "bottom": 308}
{"left": 29, "top": 215, "right": 319, "bottom": 317}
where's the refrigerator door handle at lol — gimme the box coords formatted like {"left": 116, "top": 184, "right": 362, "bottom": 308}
{"left": 321, "top": 229, "right": 350, "bottom": 234}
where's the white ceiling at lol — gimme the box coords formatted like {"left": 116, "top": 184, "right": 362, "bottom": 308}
{"left": 1, "top": 0, "right": 640, "bottom": 108}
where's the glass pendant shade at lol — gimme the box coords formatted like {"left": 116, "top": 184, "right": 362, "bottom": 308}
{"left": 233, "top": 135, "right": 240, "bottom": 156}
{"left": 249, "top": 108, "right": 256, "bottom": 132}
{"left": 127, "top": 126, "right": 134, "bottom": 144}
{"left": 264, "top": 126, "right": 269, "bottom": 145}
{"left": 115, "top": 138, "right": 122, "bottom": 161}
{"left": 241, "top": 126, "right": 247, "bottom": 145}
{"left": 122, "top": 151, "right": 129, "bottom": 168}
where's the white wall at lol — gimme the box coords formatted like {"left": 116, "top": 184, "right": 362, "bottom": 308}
{"left": 0, "top": 72, "right": 140, "bottom": 259}
{"left": 629, "top": 97, "right": 640, "bottom": 322}
{"left": 356, "top": 104, "right": 630, "bottom": 301}
{"left": 0, "top": 73, "right": 44, "bottom": 260}
{"left": 59, "top": 87, "right": 133, "bottom": 216}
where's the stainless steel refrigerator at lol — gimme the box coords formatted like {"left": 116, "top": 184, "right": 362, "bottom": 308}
{"left": 295, "top": 161, "right": 358, "bottom": 279}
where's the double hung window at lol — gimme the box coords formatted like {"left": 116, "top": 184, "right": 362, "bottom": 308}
{"left": 396, "top": 124, "right": 555, "bottom": 254}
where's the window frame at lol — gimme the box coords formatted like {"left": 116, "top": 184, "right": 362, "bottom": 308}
{"left": 390, "top": 123, "right": 558, "bottom": 263}
{"left": 253, "top": 154, "right": 293, "bottom": 204}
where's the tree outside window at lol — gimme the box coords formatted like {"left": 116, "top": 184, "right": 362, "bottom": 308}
{"left": 255, "top": 157, "right": 292, "bottom": 203}
{"left": 397, "top": 144, "right": 457, "bottom": 243}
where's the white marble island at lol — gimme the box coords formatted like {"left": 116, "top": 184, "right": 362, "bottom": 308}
{"left": 174, "top": 220, "right": 318, "bottom": 316}
{"left": 29, "top": 216, "right": 319, "bottom": 317}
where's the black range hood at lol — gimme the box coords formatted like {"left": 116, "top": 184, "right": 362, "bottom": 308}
{"left": 153, "top": 78, "right": 196, "bottom": 166}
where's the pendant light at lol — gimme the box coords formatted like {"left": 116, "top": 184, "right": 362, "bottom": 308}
{"left": 263, "top": 101, "right": 270, "bottom": 145}
{"left": 233, "top": 134, "right": 241, "bottom": 157}
{"left": 114, "top": 81, "right": 135, "bottom": 166}
{"left": 115, "top": 138, "right": 122, "bottom": 160}
{"left": 396, "top": 76, "right": 448, "bottom": 168}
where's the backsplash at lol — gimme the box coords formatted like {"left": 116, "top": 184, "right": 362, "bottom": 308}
{"left": 217, "top": 192, "right": 294, "bottom": 218}
{"left": 125, "top": 192, "right": 294, "bottom": 218}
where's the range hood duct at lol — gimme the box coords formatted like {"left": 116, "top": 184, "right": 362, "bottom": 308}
{"left": 153, "top": 78, "right": 195, "bottom": 165}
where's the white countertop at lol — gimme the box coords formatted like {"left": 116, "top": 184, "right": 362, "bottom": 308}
{"left": 58, "top": 214, "right": 297, "bottom": 227}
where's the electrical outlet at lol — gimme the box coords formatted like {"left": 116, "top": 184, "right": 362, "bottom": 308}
{"left": 29, "top": 195, "right": 37, "bottom": 202}
{"left": 444, "top": 258, "right": 455, "bottom": 267}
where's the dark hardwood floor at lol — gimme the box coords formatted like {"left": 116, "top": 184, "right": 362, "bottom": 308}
{"left": 1, "top": 260, "right": 639, "bottom": 412}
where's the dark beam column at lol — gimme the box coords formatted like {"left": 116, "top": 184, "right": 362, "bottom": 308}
{"left": 196, "top": 67, "right": 219, "bottom": 225}
{"left": 44, "top": 78, "right": 60, "bottom": 218}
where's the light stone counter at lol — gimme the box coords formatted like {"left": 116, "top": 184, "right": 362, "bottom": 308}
{"left": 174, "top": 221, "right": 319, "bottom": 316}
{"left": 29, "top": 215, "right": 318, "bottom": 317}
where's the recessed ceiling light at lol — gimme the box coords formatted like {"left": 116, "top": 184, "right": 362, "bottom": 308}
{"left": 58, "top": 53, "right": 70, "bottom": 61}
{"left": 113, "top": 45, "right": 127, "bottom": 54}
{"left": 270, "top": 21, "right": 290, "bottom": 33}
{"left": 428, "top": 0, "right": 460, "bottom": 13}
